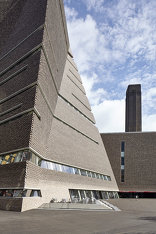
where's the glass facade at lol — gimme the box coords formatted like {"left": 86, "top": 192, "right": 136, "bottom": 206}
{"left": 0, "top": 150, "right": 112, "bottom": 182}
{"left": 0, "top": 151, "right": 30, "bottom": 165}
{"left": 69, "top": 189, "right": 119, "bottom": 201}
{"left": 0, "top": 189, "right": 42, "bottom": 198}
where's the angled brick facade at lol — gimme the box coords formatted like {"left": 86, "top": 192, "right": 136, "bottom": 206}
{"left": 0, "top": 0, "right": 118, "bottom": 211}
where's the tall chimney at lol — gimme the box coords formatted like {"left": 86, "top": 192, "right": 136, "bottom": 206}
{"left": 125, "top": 84, "right": 142, "bottom": 132}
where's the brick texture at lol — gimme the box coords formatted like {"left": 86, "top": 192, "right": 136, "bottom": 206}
{"left": 101, "top": 132, "right": 156, "bottom": 192}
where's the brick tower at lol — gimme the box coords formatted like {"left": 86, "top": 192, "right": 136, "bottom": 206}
{"left": 125, "top": 84, "right": 142, "bottom": 132}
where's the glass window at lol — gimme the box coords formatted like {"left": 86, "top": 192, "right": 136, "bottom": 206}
{"left": 13, "top": 190, "right": 23, "bottom": 197}
{"left": 104, "top": 175, "right": 108, "bottom": 180}
{"left": 21, "top": 190, "right": 27, "bottom": 197}
{"left": 5, "top": 189, "right": 14, "bottom": 197}
{"left": 121, "top": 169, "right": 124, "bottom": 182}
{"left": 108, "top": 191, "right": 114, "bottom": 199}
{"left": 69, "top": 189, "right": 80, "bottom": 201}
{"left": 21, "top": 151, "right": 29, "bottom": 161}
{"left": 101, "top": 191, "right": 108, "bottom": 199}
{"left": 4, "top": 155, "right": 11, "bottom": 164}
{"left": 113, "top": 192, "right": 119, "bottom": 199}
{"left": 47, "top": 162, "right": 53, "bottom": 170}
{"left": 80, "top": 169, "right": 87, "bottom": 176}
{"left": 74, "top": 168, "right": 80, "bottom": 175}
{"left": 0, "top": 155, "right": 5, "bottom": 165}
{"left": 61, "top": 165, "right": 67, "bottom": 173}
{"left": 26, "top": 190, "right": 32, "bottom": 197}
{"left": 71, "top": 167, "right": 75, "bottom": 174}
{"left": 121, "top": 157, "right": 124, "bottom": 165}
{"left": 41, "top": 160, "right": 48, "bottom": 169}
{"left": 14, "top": 152, "right": 22, "bottom": 163}
{"left": 91, "top": 172, "right": 96, "bottom": 178}
{"left": 35, "top": 156, "right": 40, "bottom": 165}
{"left": 107, "top": 176, "right": 111, "bottom": 181}
{"left": 61, "top": 165, "right": 73, "bottom": 173}
{"left": 79, "top": 190, "right": 86, "bottom": 200}
{"left": 121, "top": 152, "right": 124, "bottom": 157}
{"left": 96, "top": 174, "right": 100, "bottom": 179}
{"left": 51, "top": 162, "right": 56, "bottom": 170}
{"left": 59, "top": 164, "right": 63, "bottom": 172}
{"left": 68, "top": 166, "right": 74, "bottom": 174}
{"left": 100, "top": 174, "right": 103, "bottom": 180}
{"left": 85, "top": 190, "right": 92, "bottom": 199}
{"left": 55, "top": 163, "right": 61, "bottom": 171}
{"left": 121, "top": 141, "right": 125, "bottom": 152}
{"left": 38, "top": 158, "right": 42, "bottom": 167}
{"left": 30, "top": 190, "right": 41, "bottom": 197}
{"left": 87, "top": 171, "right": 92, "bottom": 177}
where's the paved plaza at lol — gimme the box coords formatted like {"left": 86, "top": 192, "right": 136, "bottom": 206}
{"left": 0, "top": 199, "right": 155, "bottom": 234}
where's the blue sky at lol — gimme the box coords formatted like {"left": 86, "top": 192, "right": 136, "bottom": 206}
{"left": 64, "top": 0, "right": 156, "bottom": 132}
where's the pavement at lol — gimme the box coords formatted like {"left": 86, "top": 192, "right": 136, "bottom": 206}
{"left": 0, "top": 199, "right": 156, "bottom": 234}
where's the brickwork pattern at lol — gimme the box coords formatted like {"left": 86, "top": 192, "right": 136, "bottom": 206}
{"left": 0, "top": 162, "right": 26, "bottom": 188}
{"left": 101, "top": 132, "right": 156, "bottom": 192}
{"left": 0, "top": 0, "right": 118, "bottom": 211}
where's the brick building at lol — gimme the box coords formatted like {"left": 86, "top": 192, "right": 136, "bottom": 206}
{"left": 101, "top": 85, "right": 156, "bottom": 198}
{"left": 0, "top": 0, "right": 118, "bottom": 211}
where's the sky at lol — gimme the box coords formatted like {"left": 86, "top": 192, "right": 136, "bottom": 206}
{"left": 64, "top": 0, "right": 156, "bottom": 133}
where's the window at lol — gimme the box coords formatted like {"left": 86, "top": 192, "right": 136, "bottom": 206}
{"left": 85, "top": 190, "right": 92, "bottom": 199}
{"left": 101, "top": 191, "right": 108, "bottom": 199}
{"left": 108, "top": 191, "right": 114, "bottom": 199}
{"left": 69, "top": 189, "right": 80, "bottom": 201}
{"left": 0, "top": 189, "right": 42, "bottom": 197}
{"left": 91, "top": 172, "right": 96, "bottom": 178}
{"left": 0, "top": 150, "right": 111, "bottom": 182}
{"left": 107, "top": 176, "right": 111, "bottom": 181}
{"left": 30, "top": 190, "right": 42, "bottom": 197}
{"left": 121, "top": 141, "right": 125, "bottom": 152}
{"left": 47, "top": 162, "right": 53, "bottom": 170}
{"left": 41, "top": 160, "right": 48, "bottom": 169}
{"left": 73, "top": 168, "right": 80, "bottom": 175}
{"left": 87, "top": 171, "right": 92, "bottom": 177}
{"left": 80, "top": 169, "right": 87, "bottom": 176}
{"left": 121, "top": 169, "right": 124, "bottom": 182}
{"left": 121, "top": 157, "right": 124, "bottom": 165}
{"left": 79, "top": 190, "right": 86, "bottom": 199}
{"left": 121, "top": 141, "right": 125, "bottom": 182}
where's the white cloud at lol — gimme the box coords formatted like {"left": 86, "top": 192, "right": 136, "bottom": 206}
{"left": 64, "top": 6, "right": 78, "bottom": 19}
{"left": 92, "top": 100, "right": 125, "bottom": 133}
{"left": 82, "top": 0, "right": 105, "bottom": 12}
{"left": 64, "top": 0, "right": 71, "bottom": 4}
{"left": 81, "top": 72, "right": 125, "bottom": 133}
{"left": 66, "top": 14, "right": 113, "bottom": 73}
{"left": 81, "top": 73, "right": 108, "bottom": 106}
{"left": 64, "top": 0, "right": 156, "bottom": 132}
{"left": 143, "top": 114, "right": 156, "bottom": 131}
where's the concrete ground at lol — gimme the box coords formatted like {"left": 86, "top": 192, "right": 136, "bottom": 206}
{"left": 0, "top": 199, "right": 156, "bottom": 234}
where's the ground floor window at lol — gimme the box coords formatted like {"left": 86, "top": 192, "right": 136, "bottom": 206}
{"left": 69, "top": 189, "right": 119, "bottom": 202}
